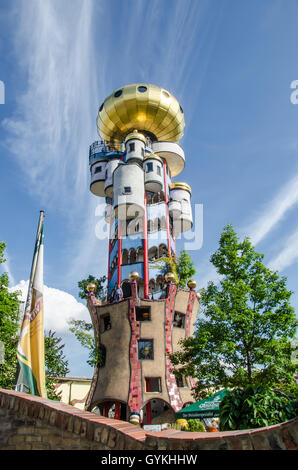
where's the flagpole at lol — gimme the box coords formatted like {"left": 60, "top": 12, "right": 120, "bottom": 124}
{"left": 15, "top": 210, "right": 45, "bottom": 392}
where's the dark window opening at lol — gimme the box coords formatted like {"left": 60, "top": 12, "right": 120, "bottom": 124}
{"left": 138, "top": 85, "right": 147, "bottom": 93}
{"left": 145, "top": 377, "right": 161, "bottom": 393}
{"left": 138, "top": 339, "right": 153, "bottom": 360}
{"left": 129, "top": 143, "right": 135, "bottom": 152}
{"left": 157, "top": 166, "right": 161, "bottom": 176}
{"left": 136, "top": 306, "right": 151, "bottom": 321}
{"left": 173, "top": 312, "right": 185, "bottom": 328}
{"left": 114, "top": 89, "right": 122, "bottom": 98}
{"left": 94, "top": 166, "right": 102, "bottom": 174}
{"left": 176, "top": 376, "right": 186, "bottom": 388}
{"left": 124, "top": 186, "right": 131, "bottom": 194}
{"left": 146, "top": 162, "right": 153, "bottom": 173}
{"left": 100, "top": 313, "right": 111, "bottom": 333}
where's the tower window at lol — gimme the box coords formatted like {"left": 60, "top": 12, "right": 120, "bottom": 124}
{"left": 176, "top": 376, "right": 187, "bottom": 388}
{"left": 135, "top": 306, "right": 151, "bottom": 321}
{"left": 100, "top": 313, "right": 111, "bottom": 333}
{"left": 138, "top": 85, "right": 147, "bottom": 93}
{"left": 129, "top": 143, "right": 135, "bottom": 152}
{"left": 123, "top": 186, "right": 131, "bottom": 194}
{"left": 157, "top": 166, "right": 161, "bottom": 176}
{"left": 173, "top": 312, "right": 185, "bottom": 328}
{"left": 94, "top": 166, "right": 102, "bottom": 174}
{"left": 138, "top": 339, "right": 154, "bottom": 360}
{"left": 146, "top": 162, "right": 153, "bottom": 173}
{"left": 145, "top": 377, "right": 161, "bottom": 393}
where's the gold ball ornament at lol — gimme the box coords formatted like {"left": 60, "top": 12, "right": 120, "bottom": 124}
{"left": 187, "top": 279, "right": 197, "bottom": 289}
{"left": 164, "top": 272, "right": 176, "bottom": 283}
{"left": 129, "top": 271, "right": 140, "bottom": 281}
{"left": 86, "top": 283, "right": 96, "bottom": 292}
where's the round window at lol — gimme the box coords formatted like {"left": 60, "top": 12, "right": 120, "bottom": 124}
{"left": 179, "top": 105, "right": 184, "bottom": 113}
{"left": 99, "top": 102, "right": 104, "bottom": 112}
{"left": 138, "top": 85, "right": 147, "bottom": 93}
{"left": 114, "top": 89, "right": 122, "bottom": 98}
{"left": 162, "top": 90, "right": 170, "bottom": 98}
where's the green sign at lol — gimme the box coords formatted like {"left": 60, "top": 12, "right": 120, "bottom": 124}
{"left": 176, "top": 389, "right": 228, "bottom": 419}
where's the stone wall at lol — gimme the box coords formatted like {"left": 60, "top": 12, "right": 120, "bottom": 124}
{"left": 0, "top": 389, "right": 297, "bottom": 450}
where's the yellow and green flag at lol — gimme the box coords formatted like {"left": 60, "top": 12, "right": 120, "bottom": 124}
{"left": 16, "top": 211, "right": 46, "bottom": 398}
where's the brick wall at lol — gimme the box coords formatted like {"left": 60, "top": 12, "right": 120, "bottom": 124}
{"left": 0, "top": 389, "right": 297, "bottom": 450}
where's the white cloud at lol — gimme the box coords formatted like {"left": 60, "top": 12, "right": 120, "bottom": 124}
{"left": 268, "top": 228, "right": 298, "bottom": 273}
{"left": 242, "top": 174, "right": 298, "bottom": 246}
{"left": 10, "top": 280, "right": 90, "bottom": 333}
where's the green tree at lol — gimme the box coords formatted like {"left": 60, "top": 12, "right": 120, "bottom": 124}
{"left": 219, "top": 385, "right": 298, "bottom": 430}
{"left": 44, "top": 330, "right": 69, "bottom": 400}
{"left": 0, "top": 241, "right": 21, "bottom": 389}
{"left": 78, "top": 274, "right": 107, "bottom": 300}
{"left": 68, "top": 275, "right": 107, "bottom": 368}
{"left": 169, "top": 224, "right": 298, "bottom": 399}
{"left": 68, "top": 319, "right": 104, "bottom": 368}
{"left": 150, "top": 249, "right": 196, "bottom": 287}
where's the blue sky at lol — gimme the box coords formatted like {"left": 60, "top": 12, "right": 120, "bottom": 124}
{"left": 1, "top": 0, "right": 298, "bottom": 377}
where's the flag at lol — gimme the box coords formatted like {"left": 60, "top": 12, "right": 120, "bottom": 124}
{"left": 16, "top": 212, "right": 46, "bottom": 397}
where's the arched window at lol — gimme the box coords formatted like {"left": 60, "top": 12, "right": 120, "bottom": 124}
{"left": 122, "top": 249, "right": 128, "bottom": 265}
{"left": 129, "top": 248, "right": 136, "bottom": 264}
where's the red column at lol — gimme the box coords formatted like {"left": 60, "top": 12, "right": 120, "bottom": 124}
{"left": 143, "top": 193, "right": 149, "bottom": 299}
{"left": 107, "top": 211, "right": 112, "bottom": 298}
{"left": 163, "top": 159, "right": 172, "bottom": 258}
{"left": 117, "top": 221, "right": 122, "bottom": 287}
{"left": 115, "top": 401, "right": 121, "bottom": 420}
{"left": 146, "top": 401, "right": 152, "bottom": 425}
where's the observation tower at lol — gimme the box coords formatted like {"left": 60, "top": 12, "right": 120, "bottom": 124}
{"left": 86, "top": 84, "right": 200, "bottom": 425}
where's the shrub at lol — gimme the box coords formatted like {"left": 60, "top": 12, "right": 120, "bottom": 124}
{"left": 187, "top": 419, "right": 206, "bottom": 432}
{"left": 219, "top": 385, "right": 298, "bottom": 431}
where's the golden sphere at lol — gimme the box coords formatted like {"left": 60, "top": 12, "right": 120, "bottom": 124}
{"left": 187, "top": 279, "right": 197, "bottom": 289}
{"left": 129, "top": 271, "right": 139, "bottom": 281}
{"left": 164, "top": 272, "right": 176, "bottom": 283}
{"left": 86, "top": 283, "right": 96, "bottom": 292}
{"left": 97, "top": 83, "right": 185, "bottom": 144}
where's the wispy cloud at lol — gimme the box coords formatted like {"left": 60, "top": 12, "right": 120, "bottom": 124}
{"left": 241, "top": 173, "right": 298, "bottom": 246}
{"left": 2, "top": 0, "right": 99, "bottom": 211}
{"left": 1, "top": 254, "right": 15, "bottom": 286}
{"left": 268, "top": 228, "right": 298, "bottom": 273}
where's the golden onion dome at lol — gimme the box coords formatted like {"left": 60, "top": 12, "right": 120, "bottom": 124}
{"left": 143, "top": 152, "right": 163, "bottom": 164}
{"left": 170, "top": 182, "right": 192, "bottom": 194}
{"left": 97, "top": 84, "right": 185, "bottom": 144}
{"left": 124, "top": 129, "right": 146, "bottom": 145}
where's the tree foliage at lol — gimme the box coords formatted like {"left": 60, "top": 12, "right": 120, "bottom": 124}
{"left": 68, "top": 319, "right": 104, "bottom": 368}
{"left": 169, "top": 224, "right": 298, "bottom": 399}
{"left": 78, "top": 274, "right": 107, "bottom": 300}
{"left": 150, "top": 249, "right": 196, "bottom": 287}
{"left": 44, "top": 330, "right": 69, "bottom": 400}
{"left": 219, "top": 385, "right": 298, "bottom": 430}
{"left": 0, "top": 241, "right": 21, "bottom": 389}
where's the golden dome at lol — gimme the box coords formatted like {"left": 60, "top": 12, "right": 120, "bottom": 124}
{"left": 143, "top": 152, "right": 163, "bottom": 164}
{"left": 170, "top": 182, "right": 192, "bottom": 194}
{"left": 129, "top": 271, "right": 140, "bottom": 281}
{"left": 97, "top": 84, "right": 185, "bottom": 144}
{"left": 187, "top": 279, "right": 197, "bottom": 289}
{"left": 124, "top": 129, "right": 146, "bottom": 145}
